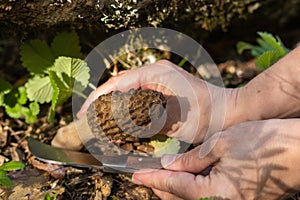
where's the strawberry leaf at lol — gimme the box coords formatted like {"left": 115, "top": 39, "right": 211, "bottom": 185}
{"left": 25, "top": 76, "right": 53, "bottom": 104}
{"left": 20, "top": 39, "right": 55, "bottom": 74}
{"left": 257, "top": 32, "right": 288, "bottom": 56}
{"left": 255, "top": 50, "right": 282, "bottom": 70}
{"left": 51, "top": 30, "right": 82, "bottom": 58}
{"left": 236, "top": 32, "right": 290, "bottom": 70}
{"left": 48, "top": 71, "right": 72, "bottom": 122}
{"left": 50, "top": 56, "right": 90, "bottom": 91}
{"left": 5, "top": 104, "right": 25, "bottom": 118}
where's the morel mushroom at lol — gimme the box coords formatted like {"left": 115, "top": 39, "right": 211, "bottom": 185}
{"left": 52, "top": 89, "right": 166, "bottom": 154}
{"left": 87, "top": 89, "right": 167, "bottom": 143}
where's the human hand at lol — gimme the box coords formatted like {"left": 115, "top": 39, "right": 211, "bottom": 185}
{"left": 77, "top": 60, "right": 241, "bottom": 144}
{"left": 132, "top": 119, "right": 300, "bottom": 199}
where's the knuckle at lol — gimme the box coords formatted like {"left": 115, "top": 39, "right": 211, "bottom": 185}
{"left": 210, "top": 131, "right": 227, "bottom": 157}
{"left": 179, "top": 153, "right": 193, "bottom": 168}
{"left": 164, "top": 175, "right": 176, "bottom": 193}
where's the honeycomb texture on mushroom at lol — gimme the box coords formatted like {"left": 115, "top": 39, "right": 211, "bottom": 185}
{"left": 86, "top": 89, "right": 166, "bottom": 153}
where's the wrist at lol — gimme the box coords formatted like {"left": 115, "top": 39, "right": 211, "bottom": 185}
{"left": 198, "top": 84, "right": 245, "bottom": 135}
{"left": 223, "top": 87, "right": 247, "bottom": 129}
{"left": 224, "top": 85, "right": 272, "bottom": 128}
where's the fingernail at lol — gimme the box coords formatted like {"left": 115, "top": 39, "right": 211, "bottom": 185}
{"left": 161, "top": 154, "right": 180, "bottom": 168}
{"left": 132, "top": 174, "right": 143, "bottom": 185}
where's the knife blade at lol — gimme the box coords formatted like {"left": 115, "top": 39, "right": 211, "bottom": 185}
{"left": 28, "top": 137, "right": 163, "bottom": 173}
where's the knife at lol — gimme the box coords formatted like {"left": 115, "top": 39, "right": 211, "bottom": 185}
{"left": 28, "top": 137, "right": 163, "bottom": 173}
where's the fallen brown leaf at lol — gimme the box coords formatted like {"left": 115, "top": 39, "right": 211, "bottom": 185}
{"left": 0, "top": 168, "right": 64, "bottom": 200}
{"left": 31, "top": 158, "right": 67, "bottom": 179}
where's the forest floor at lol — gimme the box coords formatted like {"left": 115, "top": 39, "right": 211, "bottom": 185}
{"left": 1, "top": 25, "right": 300, "bottom": 200}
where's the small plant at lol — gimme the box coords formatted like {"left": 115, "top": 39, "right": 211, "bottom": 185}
{"left": 150, "top": 135, "right": 180, "bottom": 157}
{"left": 0, "top": 161, "right": 25, "bottom": 188}
{"left": 44, "top": 193, "right": 58, "bottom": 200}
{"left": 0, "top": 30, "right": 93, "bottom": 123}
{"left": 237, "top": 32, "right": 290, "bottom": 70}
{"left": 0, "top": 81, "right": 40, "bottom": 124}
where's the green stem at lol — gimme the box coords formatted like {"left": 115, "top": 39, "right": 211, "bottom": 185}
{"left": 178, "top": 56, "right": 188, "bottom": 67}
{"left": 73, "top": 90, "right": 87, "bottom": 99}
{"left": 88, "top": 83, "right": 97, "bottom": 90}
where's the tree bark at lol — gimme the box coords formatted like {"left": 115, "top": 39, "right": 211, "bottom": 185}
{"left": 0, "top": 0, "right": 263, "bottom": 34}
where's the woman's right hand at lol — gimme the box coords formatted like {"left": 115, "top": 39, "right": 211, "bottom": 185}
{"left": 133, "top": 119, "right": 300, "bottom": 200}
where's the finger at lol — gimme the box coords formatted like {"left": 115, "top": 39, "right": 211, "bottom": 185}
{"left": 132, "top": 170, "right": 213, "bottom": 199}
{"left": 133, "top": 169, "right": 230, "bottom": 200}
{"left": 133, "top": 170, "right": 197, "bottom": 199}
{"left": 77, "top": 70, "right": 140, "bottom": 118}
{"left": 161, "top": 132, "right": 224, "bottom": 173}
{"left": 152, "top": 188, "right": 183, "bottom": 200}
{"left": 77, "top": 61, "right": 177, "bottom": 118}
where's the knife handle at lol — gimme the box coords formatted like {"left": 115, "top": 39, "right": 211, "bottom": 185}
{"left": 102, "top": 156, "right": 163, "bottom": 173}
{"left": 126, "top": 156, "right": 163, "bottom": 170}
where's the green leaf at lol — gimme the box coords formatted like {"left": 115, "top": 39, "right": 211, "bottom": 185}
{"left": 0, "top": 170, "right": 12, "bottom": 188}
{"left": 20, "top": 39, "right": 55, "bottom": 74}
{"left": 0, "top": 79, "right": 12, "bottom": 106}
{"left": 4, "top": 102, "right": 38, "bottom": 124}
{"left": 236, "top": 41, "right": 265, "bottom": 57}
{"left": 25, "top": 76, "right": 53, "bottom": 104}
{"left": 5, "top": 104, "right": 24, "bottom": 118}
{"left": 17, "top": 86, "right": 27, "bottom": 105}
{"left": 49, "top": 72, "right": 71, "bottom": 106}
{"left": 50, "top": 57, "right": 90, "bottom": 90}
{"left": 51, "top": 30, "right": 82, "bottom": 58}
{"left": 22, "top": 102, "right": 40, "bottom": 124}
{"left": 3, "top": 87, "right": 28, "bottom": 108}
{"left": 48, "top": 71, "right": 72, "bottom": 122}
{"left": 48, "top": 57, "right": 89, "bottom": 122}
{"left": 257, "top": 32, "right": 288, "bottom": 56}
{"left": 237, "top": 32, "right": 290, "bottom": 58}
{"left": 44, "top": 193, "right": 58, "bottom": 200}
{"left": 199, "top": 198, "right": 214, "bottom": 200}
{"left": 236, "top": 32, "right": 290, "bottom": 70}
{"left": 44, "top": 193, "right": 51, "bottom": 200}
{"left": 24, "top": 109, "right": 38, "bottom": 124}
{"left": 255, "top": 50, "right": 282, "bottom": 70}
{"left": 29, "top": 102, "right": 40, "bottom": 115}
{"left": 150, "top": 136, "right": 181, "bottom": 158}
{"left": 236, "top": 41, "right": 254, "bottom": 55}
{"left": 0, "top": 161, "right": 25, "bottom": 171}
{"left": 3, "top": 89, "right": 18, "bottom": 107}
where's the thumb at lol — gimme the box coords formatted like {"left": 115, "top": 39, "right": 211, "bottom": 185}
{"left": 161, "top": 132, "right": 224, "bottom": 173}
